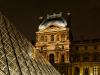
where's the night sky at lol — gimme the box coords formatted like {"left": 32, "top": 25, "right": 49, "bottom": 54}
{"left": 0, "top": 0, "right": 100, "bottom": 41}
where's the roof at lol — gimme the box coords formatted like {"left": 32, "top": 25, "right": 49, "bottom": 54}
{"left": 39, "top": 12, "right": 67, "bottom": 30}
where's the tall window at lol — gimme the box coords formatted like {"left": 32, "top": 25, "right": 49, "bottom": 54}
{"left": 83, "top": 53, "right": 89, "bottom": 62}
{"left": 94, "top": 45, "right": 98, "bottom": 50}
{"left": 83, "top": 68, "right": 89, "bottom": 75}
{"left": 76, "top": 46, "right": 79, "bottom": 51}
{"left": 93, "top": 52, "right": 99, "bottom": 62}
{"left": 51, "top": 35, "right": 54, "bottom": 41}
{"left": 62, "top": 45, "right": 64, "bottom": 49}
{"left": 61, "top": 34, "right": 65, "bottom": 41}
{"left": 74, "top": 67, "right": 80, "bottom": 75}
{"left": 44, "top": 35, "right": 47, "bottom": 42}
{"left": 49, "top": 54, "right": 54, "bottom": 64}
{"left": 93, "top": 66, "right": 99, "bottom": 75}
{"left": 74, "top": 53, "right": 80, "bottom": 62}
{"left": 56, "top": 35, "right": 59, "bottom": 41}
{"left": 40, "top": 36, "right": 44, "bottom": 42}
{"left": 61, "top": 54, "right": 65, "bottom": 63}
{"left": 85, "top": 46, "right": 88, "bottom": 50}
{"left": 36, "top": 36, "right": 38, "bottom": 42}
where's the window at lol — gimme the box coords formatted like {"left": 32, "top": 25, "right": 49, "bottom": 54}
{"left": 74, "top": 54, "right": 80, "bottom": 62}
{"left": 43, "top": 45, "right": 47, "bottom": 50}
{"left": 36, "top": 36, "right": 38, "bottom": 42}
{"left": 44, "top": 35, "right": 47, "bottom": 42}
{"left": 61, "top": 34, "right": 65, "bottom": 41}
{"left": 40, "top": 36, "right": 44, "bottom": 42}
{"left": 49, "top": 54, "right": 54, "bottom": 64}
{"left": 62, "top": 45, "right": 64, "bottom": 49}
{"left": 74, "top": 67, "right": 80, "bottom": 75}
{"left": 83, "top": 68, "right": 89, "bottom": 75}
{"left": 93, "top": 52, "right": 99, "bottom": 62}
{"left": 61, "top": 54, "right": 65, "bottom": 63}
{"left": 56, "top": 35, "right": 59, "bottom": 41}
{"left": 93, "top": 66, "right": 99, "bottom": 75}
{"left": 51, "top": 35, "right": 54, "bottom": 41}
{"left": 94, "top": 45, "right": 98, "bottom": 50}
{"left": 83, "top": 53, "right": 89, "bottom": 62}
{"left": 75, "top": 46, "right": 79, "bottom": 51}
{"left": 85, "top": 46, "right": 88, "bottom": 50}
{"left": 41, "top": 47, "right": 43, "bottom": 50}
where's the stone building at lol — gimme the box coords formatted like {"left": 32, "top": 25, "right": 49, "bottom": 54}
{"left": 0, "top": 12, "right": 61, "bottom": 75}
{"left": 35, "top": 12, "right": 100, "bottom": 75}
{"left": 35, "top": 12, "right": 71, "bottom": 75}
{"left": 71, "top": 39, "right": 100, "bottom": 75}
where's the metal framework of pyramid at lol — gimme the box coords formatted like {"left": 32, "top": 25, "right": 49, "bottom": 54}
{"left": 0, "top": 12, "right": 61, "bottom": 75}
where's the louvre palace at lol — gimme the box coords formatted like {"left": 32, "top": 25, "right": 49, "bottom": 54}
{"left": 35, "top": 12, "right": 100, "bottom": 75}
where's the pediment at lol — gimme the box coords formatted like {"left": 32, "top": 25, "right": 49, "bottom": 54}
{"left": 41, "top": 25, "right": 62, "bottom": 32}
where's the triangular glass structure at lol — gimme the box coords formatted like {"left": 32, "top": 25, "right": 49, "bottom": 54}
{"left": 0, "top": 12, "right": 60, "bottom": 75}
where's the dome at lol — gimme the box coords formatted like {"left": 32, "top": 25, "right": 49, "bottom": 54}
{"left": 0, "top": 13, "right": 61, "bottom": 75}
{"left": 39, "top": 13, "right": 67, "bottom": 30}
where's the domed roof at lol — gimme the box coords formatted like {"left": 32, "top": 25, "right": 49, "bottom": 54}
{"left": 39, "top": 13, "right": 67, "bottom": 30}
{"left": 0, "top": 13, "right": 61, "bottom": 75}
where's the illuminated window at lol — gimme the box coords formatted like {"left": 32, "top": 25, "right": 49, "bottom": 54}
{"left": 61, "top": 34, "right": 65, "bottom": 41}
{"left": 51, "top": 35, "right": 54, "bottom": 41}
{"left": 93, "top": 66, "right": 99, "bottom": 75}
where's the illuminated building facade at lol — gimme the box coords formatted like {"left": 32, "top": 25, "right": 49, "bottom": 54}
{"left": 71, "top": 40, "right": 100, "bottom": 75}
{"left": 35, "top": 12, "right": 100, "bottom": 75}
{"left": 35, "top": 12, "right": 71, "bottom": 75}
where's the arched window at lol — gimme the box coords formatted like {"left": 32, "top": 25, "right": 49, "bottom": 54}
{"left": 74, "top": 67, "right": 80, "bottom": 75}
{"left": 49, "top": 54, "right": 54, "bottom": 64}
{"left": 83, "top": 68, "right": 89, "bottom": 75}
{"left": 51, "top": 35, "right": 54, "bottom": 41}
{"left": 61, "top": 34, "right": 65, "bottom": 41}
{"left": 40, "top": 36, "right": 44, "bottom": 42}
{"left": 61, "top": 54, "right": 65, "bottom": 63}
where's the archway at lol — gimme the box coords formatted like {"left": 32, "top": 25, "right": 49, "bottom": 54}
{"left": 74, "top": 67, "right": 80, "bottom": 75}
{"left": 49, "top": 54, "right": 54, "bottom": 64}
{"left": 84, "top": 68, "right": 89, "bottom": 75}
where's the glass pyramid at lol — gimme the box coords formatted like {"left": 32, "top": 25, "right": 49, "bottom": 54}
{"left": 0, "top": 12, "right": 60, "bottom": 75}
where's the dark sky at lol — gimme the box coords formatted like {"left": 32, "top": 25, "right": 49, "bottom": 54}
{"left": 0, "top": 0, "right": 100, "bottom": 41}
